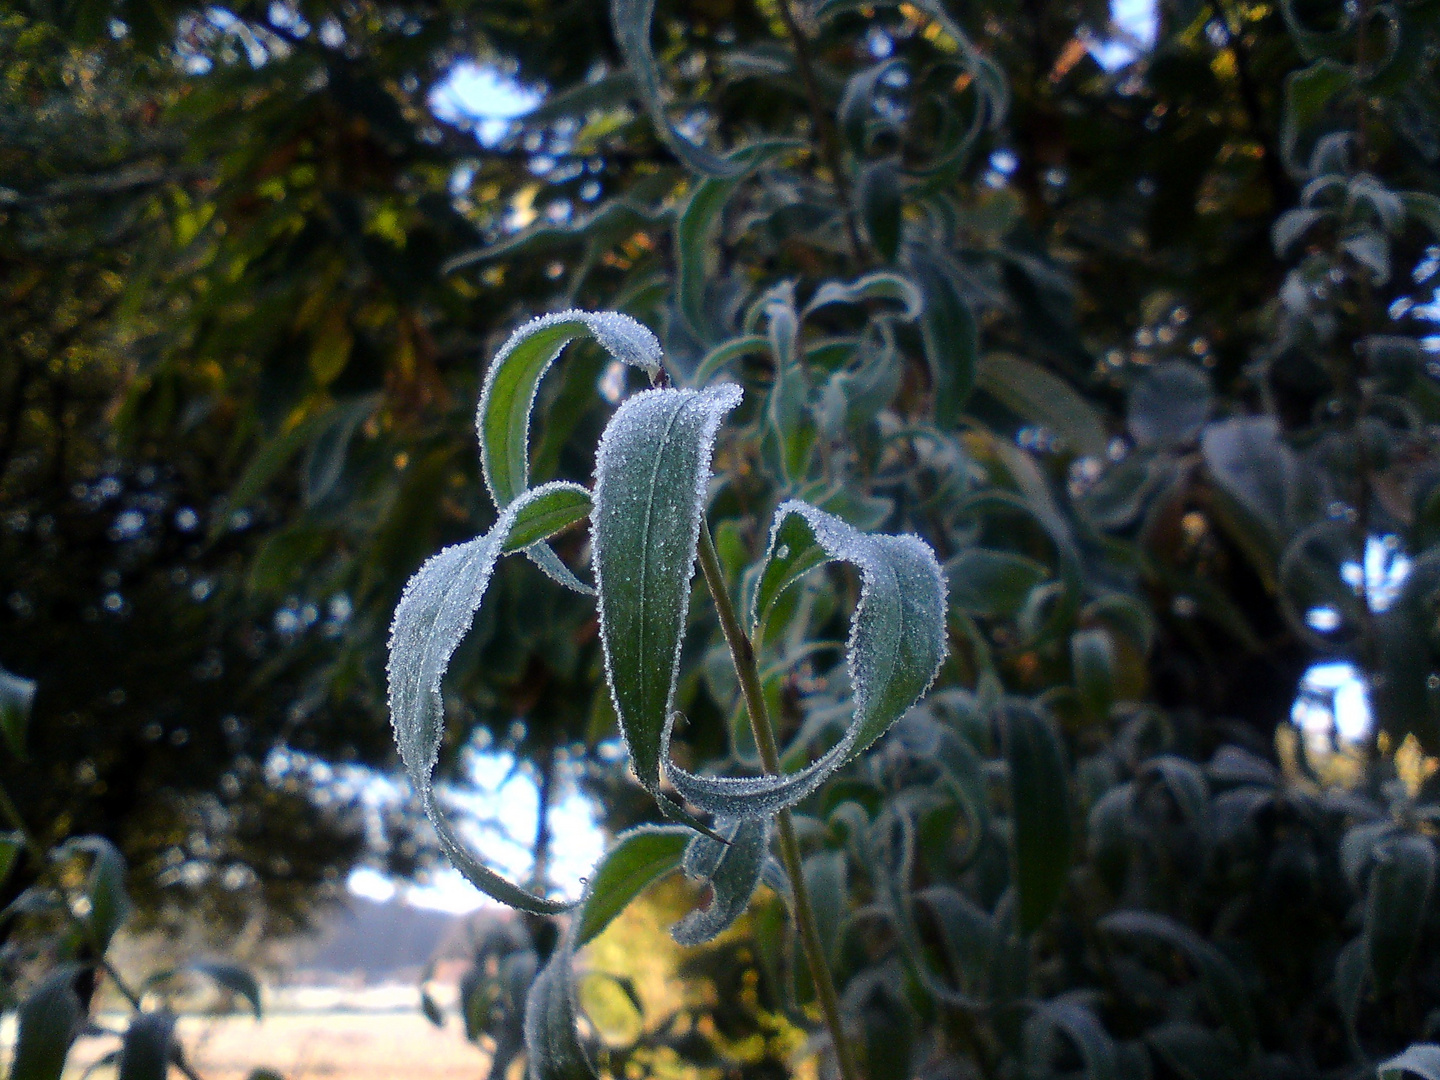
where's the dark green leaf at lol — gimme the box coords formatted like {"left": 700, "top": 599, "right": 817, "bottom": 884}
{"left": 117, "top": 1012, "right": 176, "bottom": 1080}
{"left": 1101, "top": 911, "right": 1256, "bottom": 1051}
{"left": 0, "top": 664, "right": 36, "bottom": 759}
{"left": 978, "top": 354, "right": 1108, "bottom": 458}
{"left": 860, "top": 160, "right": 903, "bottom": 263}
{"left": 908, "top": 247, "right": 978, "bottom": 426}
{"left": 57, "top": 835, "right": 130, "bottom": 951}
{"left": 1004, "top": 703, "right": 1072, "bottom": 934}
{"left": 575, "top": 826, "right": 690, "bottom": 948}
{"left": 610, "top": 0, "right": 751, "bottom": 177}
{"left": 10, "top": 967, "right": 83, "bottom": 1080}
{"left": 477, "top": 310, "right": 662, "bottom": 593}
{"left": 1127, "top": 362, "right": 1212, "bottom": 448}
{"left": 1365, "top": 834, "right": 1436, "bottom": 988}
{"left": 592, "top": 385, "right": 743, "bottom": 802}
{"left": 947, "top": 548, "right": 1048, "bottom": 618}
{"left": 673, "top": 817, "right": 770, "bottom": 945}
{"left": 676, "top": 141, "right": 798, "bottom": 340}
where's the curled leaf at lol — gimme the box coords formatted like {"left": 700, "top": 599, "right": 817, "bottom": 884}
{"left": 387, "top": 481, "right": 594, "bottom": 915}
{"left": 667, "top": 501, "right": 947, "bottom": 819}
{"left": 117, "top": 1012, "right": 177, "bottom": 1080}
{"left": 610, "top": 0, "right": 750, "bottom": 177}
{"left": 673, "top": 817, "right": 771, "bottom": 946}
{"left": 477, "top": 310, "right": 661, "bottom": 593}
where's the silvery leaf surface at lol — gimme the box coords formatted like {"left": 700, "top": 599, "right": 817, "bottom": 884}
{"left": 387, "top": 481, "right": 592, "bottom": 914}
{"left": 672, "top": 817, "right": 771, "bottom": 946}
{"left": 591, "top": 384, "right": 743, "bottom": 799}
{"left": 667, "top": 500, "right": 947, "bottom": 819}
{"left": 476, "top": 310, "right": 662, "bottom": 594}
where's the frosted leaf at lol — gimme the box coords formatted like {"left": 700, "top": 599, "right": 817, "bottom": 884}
{"left": 526, "top": 826, "right": 690, "bottom": 1080}
{"left": 666, "top": 500, "right": 948, "bottom": 819}
{"left": 477, "top": 310, "right": 662, "bottom": 594}
{"left": 672, "top": 816, "right": 771, "bottom": 946}
{"left": 592, "top": 384, "right": 743, "bottom": 800}
{"left": 801, "top": 271, "right": 923, "bottom": 322}
{"left": 524, "top": 933, "right": 591, "bottom": 1080}
{"left": 386, "top": 481, "right": 591, "bottom": 915}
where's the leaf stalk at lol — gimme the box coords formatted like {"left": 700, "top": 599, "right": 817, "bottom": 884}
{"left": 696, "top": 521, "right": 864, "bottom": 1080}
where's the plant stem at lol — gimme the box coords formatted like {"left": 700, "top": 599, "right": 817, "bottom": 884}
{"left": 0, "top": 779, "right": 207, "bottom": 1080}
{"left": 695, "top": 522, "right": 864, "bottom": 1080}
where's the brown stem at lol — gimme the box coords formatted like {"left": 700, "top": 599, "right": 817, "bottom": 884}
{"left": 695, "top": 522, "right": 864, "bottom": 1080}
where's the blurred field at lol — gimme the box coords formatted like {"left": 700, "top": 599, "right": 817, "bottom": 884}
{"left": 2, "top": 996, "right": 495, "bottom": 1080}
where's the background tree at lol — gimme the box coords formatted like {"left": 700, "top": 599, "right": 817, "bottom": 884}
{"left": 3, "top": 0, "right": 1440, "bottom": 1077}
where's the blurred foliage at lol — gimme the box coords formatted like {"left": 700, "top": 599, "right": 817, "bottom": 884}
{"left": 2, "top": 0, "right": 1440, "bottom": 1076}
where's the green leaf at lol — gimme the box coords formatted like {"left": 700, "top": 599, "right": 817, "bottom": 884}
{"left": 1004, "top": 703, "right": 1072, "bottom": 934}
{"left": 117, "top": 1012, "right": 177, "bottom": 1080}
{"left": 977, "top": 354, "right": 1108, "bottom": 458}
{"left": 860, "top": 160, "right": 903, "bottom": 263}
{"left": 575, "top": 826, "right": 691, "bottom": 948}
{"left": 57, "top": 835, "right": 131, "bottom": 951}
{"left": 1145, "top": 1021, "right": 1242, "bottom": 1080}
{"left": 219, "top": 405, "right": 339, "bottom": 536}
{"left": 1403, "top": 192, "right": 1440, "bottom": 239}
{"left": 1029, "top": 998, "right": 1118, "bottom": 1080}
{"left": 0, "top": 831, "right": 21, "bottom": 886}
{"left": 946, "top": 548, "right": 1049, "bottom": 619}
{"left": 908, "top": 247, "right": 979, "bottom": 426}
{"left": 1071, "top": 628, "right": 1116, "bottom": 721}
{"left": 1127, "top": 362, "right": 1212, "bottom": 449}
{"left": 838, "top": 59, "right": 905, "bottom": 155}
{"left": 801, "top": 272, "right": 923, "bottom": 323}
{"left": 387, "top": 481, "right": 597, "bottom": 915}
{"left": 1333, "top": 936, "right": 1366, "bottom": 1052}
{"left": 669, "top": 501, "right": 947, "bottom": 818}
{"left": 9, "top": 967, "right": 83, "bottom": 1080}
{"left": 802, "top": 850, "right": 848, "bottom": 966}
{"left": 673, "top": 817, "right": 771, "bottom": 946}
{"left": 421, "top": 989, "right": 445, "bottom": 1028}
{"left": 0, "top": 664, "right": 36, "bottom": 759}
{"left": 692, "top": 335, "right": 771, "bottom": 387}
{"left": 1365, "top": 834, "right": 1436, "bottom": 988}
{"left": 592, "top": 385, "right": 743, "bottom": 802}
{"left": 498, "top": 485, "right": 593, "bottom": 553}
{"left": 1101, "top": 911, "right": 1256, "bottom": 1051}
{"left": 187, "top": 961, "right": 263, "bottom": 1019}
{"left": 1380, "top": 1045, "right": 1440, "bottom": 1080}
{"left": 301, "top": 394, "right": 379, "bottom": 507}
{"left": 524, "top": 936, "right": 593, "bottom": 1080}
{"left": 610, "top": 0, "right": 751, "bottom": 177}
{"left": 1281, "top": 60, "right": 1355, "bottom": 172}
{"left": 476, "top": 310, "right": 662, "bottom": 594}
{"left": 676, "top": 141, "right": 799, "bottom": 340}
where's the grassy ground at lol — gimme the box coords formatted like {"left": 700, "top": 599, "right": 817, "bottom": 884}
{"left": 64, "top": 1011, "right": 493, "bottom": 1080}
